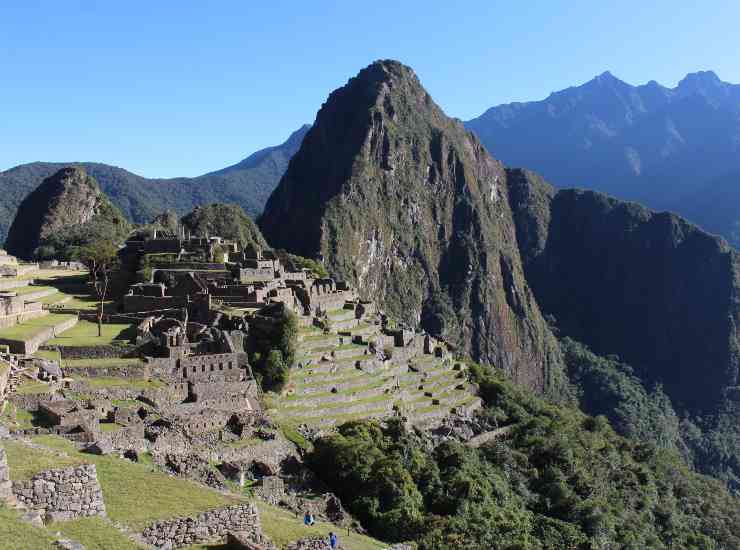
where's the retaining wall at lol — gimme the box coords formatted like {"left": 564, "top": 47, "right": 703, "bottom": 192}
{"left": 12, "top": 464, "right": 106, "bottom": 521}
{"left": 141, "top": 503, "right": 274, "bottom": 549}
{"left": 0, "top": 447, "right": 12, "bottom": 502}
{"left": 0, "top": 315, "right": 78, "bottom": 354}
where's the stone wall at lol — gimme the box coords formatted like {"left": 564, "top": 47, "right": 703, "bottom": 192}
{"left": 100, "top": 423, "right": 145, "bottom": 450}
{"left": 9, "top": 392, "right": 62, "bottom": 411}
{"left": 12, "top": 464, "right": 106, "bottom": 521}
{"left": 0, "top": 315, "right": 78, "bottom": 354}
{"left": 0, "top": 446, "right": 12, "bottom": 502}
{"left": 209, "top": 438, "right": 298, "bottom": 472}
{"left": 0, "top": 360, "right": 10, "bottom": 403}
{"left": 53, "top": 343, "right": 137, "bottom": 360}
{"left": 141, "top": 503, "right": 275, "bottom": 549}
{"left": 62, "top": 363, "right": 151, "bottom": 379}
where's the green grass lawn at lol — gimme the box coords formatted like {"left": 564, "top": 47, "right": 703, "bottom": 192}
{"left": 2, "top": 439, "right": 86, "bottom": 480}
{"left": 99, "top": 422, "right": 123, "bottom": 433}
{"left": 14, "top": 378, "right": 56, "bottom": 395}
{"left": 0, "top": 504, "right": 57, "bottom": 550}
{"left": 33, "top": 436, "right": 240, "bottom": 530}
{"left": 50, "top": 517, "right": 145, "bottom": 550}
{"left": 0, "top": 402, "right": 35, "bottom": 429}
{"left": 0, "top": 313, "right": 77, "bottom": 341}
{"left": 47, "top": 321, "right": 135, "bottom": 347}
{"left": 255, "top": 501, "right": 386, "bottom": 550}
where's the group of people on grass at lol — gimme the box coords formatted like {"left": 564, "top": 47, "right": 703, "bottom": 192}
{"left": 303, "top": 510, "right": 339, "bottom": 548}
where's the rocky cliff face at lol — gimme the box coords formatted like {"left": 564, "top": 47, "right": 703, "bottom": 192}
{"left": 260, "top": 60, "right": 564, "bottom": 392}
{"left": 508, "top": 168, "right": 740, "bottom": 413}
{"left": 5, "top": 166, "right": 128, "bottom": 259}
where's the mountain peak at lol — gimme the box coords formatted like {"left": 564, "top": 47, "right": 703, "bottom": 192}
{"left": 677, "top": 70, "right": 723, "bottom": 93}
{"left": 5, "top": 166, "right": 129, "bottom": 259}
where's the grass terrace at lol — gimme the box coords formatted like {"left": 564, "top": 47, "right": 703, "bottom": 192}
{"left": 0, "top": 504, "right": 57, "bottom": 550}
{"left": 10, "top": 285, "right": 58, "bottom": 296}
{"left": 0, "top": 313, "right": 77, "bottom": 341}
{"left": 32, "top": 435, "right": 240, "bottom": 530}
{"left": 2, "top": 438, "right": 86, "bottom": 480}
{"left": 254, "top": 501, "right": 386, "bottom": 550}
{"left": 14, "top": 377, "right": 56, "bottom": 395}
{"left": 46, "top": 321, "right": 136, "bottom": 347}
{"left": 0, "top": 402, "right": 37, "bottom": 429}
{"left": 50, "top": 517, "right": 145, "bottom": 550}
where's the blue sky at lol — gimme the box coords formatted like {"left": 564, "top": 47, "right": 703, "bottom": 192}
{"left": 1, "top": 0, "right": 738, "bottom": 177}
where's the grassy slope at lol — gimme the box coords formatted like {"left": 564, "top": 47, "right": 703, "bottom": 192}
{"left": 0, "top": 505, "right": 57, "bottom": 550}
{"left": 33, "top": 436, "right": 238, "bottom": 530}
{"left": 51, "top": 517, "right": 145, "bottom": 550}
{"left": 0, "top": 313, "right": 77, "bottom": 341}
{"left": 2, "top": 439, "right": 86, "bottom": 479}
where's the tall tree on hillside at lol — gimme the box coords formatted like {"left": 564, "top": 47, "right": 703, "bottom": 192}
{"left": 79, "top": 239, "right": 118, "bottom": 337}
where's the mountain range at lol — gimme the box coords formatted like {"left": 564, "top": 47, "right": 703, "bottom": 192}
{"left": 465, "top": 70, "right": 740, "bottom": 246}
{"left": 0, "top": 125, "right": 309, "bottom": 243}
{"left": 2, "top": 70, "right": 739, "bottom": 248}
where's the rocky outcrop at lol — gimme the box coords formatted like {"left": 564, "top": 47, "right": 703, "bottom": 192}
{"left": 5, "top": 166, "right": 130, "bottom": 259}
{"left": 260, "top": 60, "right": 564, "bottom": 392}
{"left": 507, "top": 168, "right": 740, "bottom": 414}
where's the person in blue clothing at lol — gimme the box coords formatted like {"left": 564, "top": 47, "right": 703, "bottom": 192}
{"left": 329, "top": 531, "right": 338, "bottom": 549}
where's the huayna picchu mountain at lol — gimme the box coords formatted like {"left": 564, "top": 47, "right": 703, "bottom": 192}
{"left": 260, "top": 60, "right": 740, "bottom": 486}
{"left": 5, "top": 166, "right": 130, "bottom": 259}
{"left": 260, "top": 60, "right": 565, "bottom": 393}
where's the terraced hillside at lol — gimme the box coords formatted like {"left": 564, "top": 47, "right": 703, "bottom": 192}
{"left": 0, "top": 435, "right": 386, "bottom": 550}
{"left": 271, "top": 304, "right": 481, "bottom": 430}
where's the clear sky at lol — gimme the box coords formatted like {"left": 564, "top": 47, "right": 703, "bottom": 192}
{"left": 1, "top": 0, "right": 738, "bottom": 177}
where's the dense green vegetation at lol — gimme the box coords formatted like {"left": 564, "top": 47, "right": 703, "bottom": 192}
{"left": 561, "top": 337, "right": 740, "bottom": 494}
{"left": 307, "top": 364, "right": 740, "bottom": 549}
{"left": 248, "top": 306, "right": 298, "bottom": 392}
{"left": 562, "top": 338, "right": 681, "bottom": 452}
{"left": 276, "top": 250, "right": 329, "bottom": 278}
{"left": 181, "top": 203, "right": 267, "bottom": 250}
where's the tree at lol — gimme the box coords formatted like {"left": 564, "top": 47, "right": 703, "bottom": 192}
{"left": 79, "top": 239, "right": 119, "bottom": 337}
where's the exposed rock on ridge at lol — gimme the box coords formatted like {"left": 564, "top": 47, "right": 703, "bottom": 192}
{"left": 5, "top": 166, "right": 128, "bottom": 259}
{"left": 260, "top": 60, "right": 564, "bottom": 392}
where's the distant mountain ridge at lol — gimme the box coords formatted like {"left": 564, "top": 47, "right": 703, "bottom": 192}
{"left": 0, "top": 125, "right": 310, "bottom": 244}
{"left": 465, "top": 70, "right": 740, "bottom": 246}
